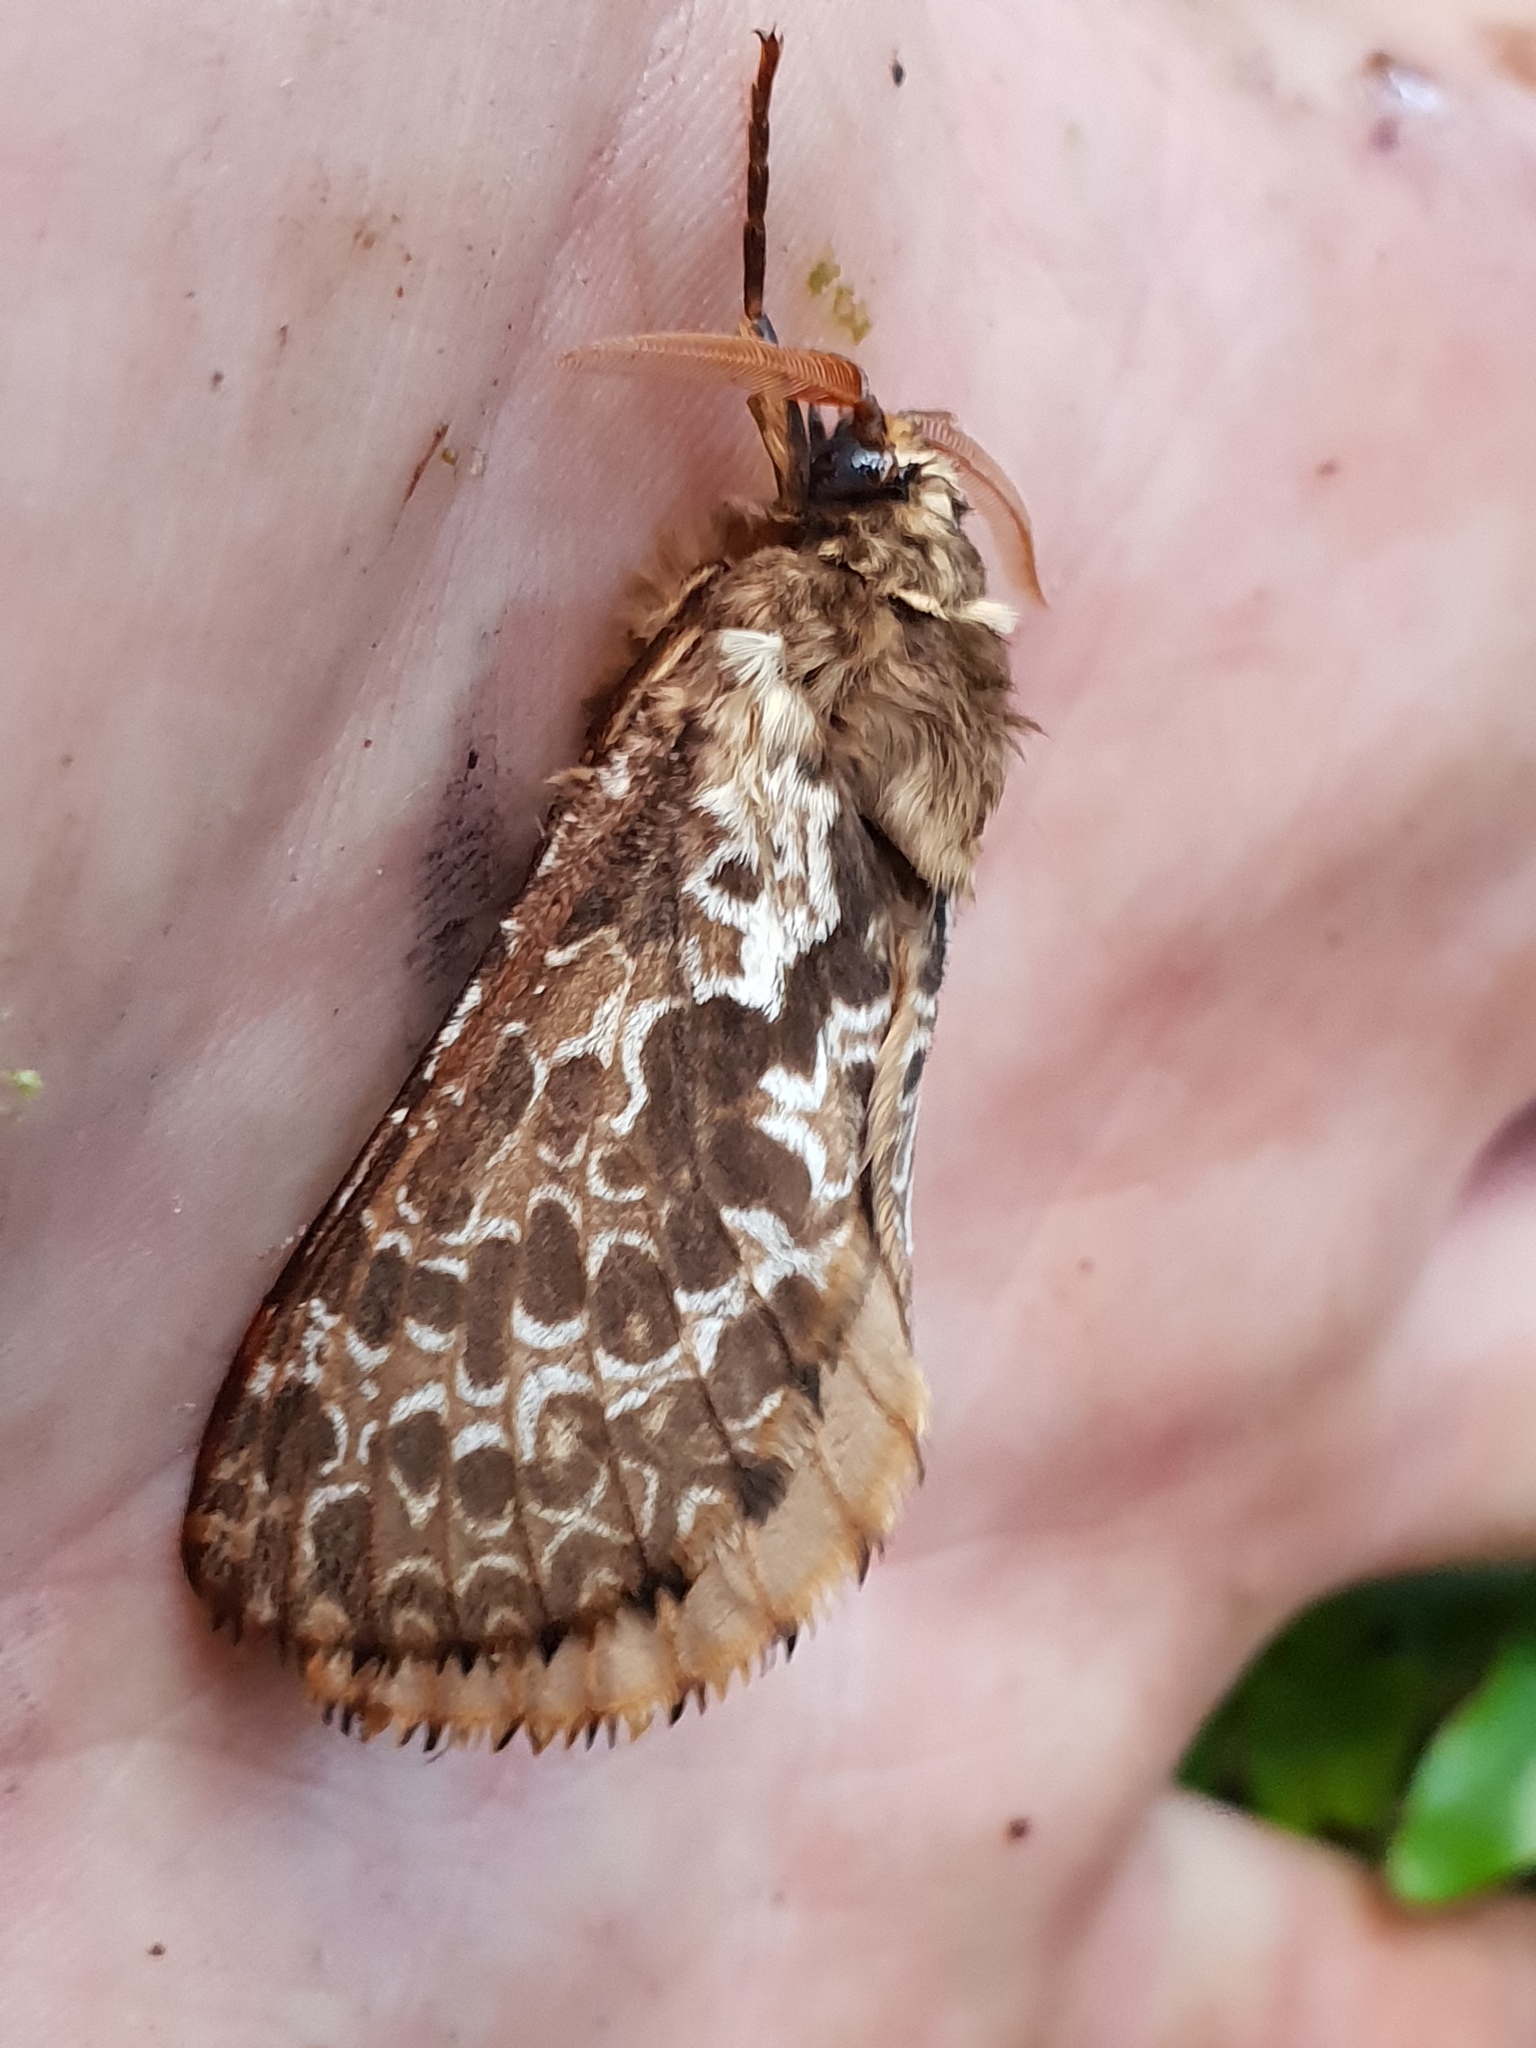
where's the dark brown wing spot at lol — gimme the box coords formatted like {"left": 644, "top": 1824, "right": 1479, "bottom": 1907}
{"left": 708, "top": 1307, "right": 794, "bottom": 1430}
{"left": 766, "top": 1279, "right": 827, "bottom": 1408}
{"left": 522, "top": 1397, "right": 640, "bottom": 1622}
{"left": 260, "top": 1382, "right": 338, "bottom": 1489}
{"left": 518, "top": 1201, "right": 585, "bottom": 1323}
{"left": 706, "top": 1119, "right": 811, "bottom": 1228}
{"left": 660, "top": 1188, "right": 737, "bottom": 1291}
{"left": 418, "top": 1181, "right": 475, "bottom": 1236}
{"left": 711, "top": 855, "right": 761, "bottom": 901}
{"left": 777, "top": 950, "right": 829, "bottom": 1074}
{"left": 542, "top": 1054, "right": 603, "bottom": 1152}
{"left": 528, "top": 1391, "right": 608, "bottom": 1484}
{"left": 308, "top": 1493, "right": 373, "bottom": 1625}
{"left": 627, "top": 1561, "right": 692, "bottom": 1614}
{"left": 481, "top": 1032, "right": 536, "bottom": 1128}
{"left": 540, "top": 1526, "right": 639, "bottom": 1625}
{"left": 824, "top": 914, "right": 889, "bottom": 1005}
{"left": 595, "top": 1142, "right": 645, "bottom": 1193}
{"left": 406, "top": 1263, "right": 462, "bottom": 1331}
{"left": 556, "top": 882, "right": 617, "bottom": 944}
{"left": 592, "top": 1243, "right": 679, "bottom": 1363}
{"left": 464, "top": 1238, "right": 518, "bottom": 1387}
{"left": 379, "top": 1568, "right": 454, "bottom": 1651}
{"left": 457, "top": 1561, "right": 542, "bottom": 1644}
{"left": 832, "top": 816, "right": 884, "bottom": 928}
{"left": 695, "top": 999, "right": 772, "bottom": 1105}
{"left": 416, "top": 1119, "right": 478, "bottom": 1232}
{"left": 388, "top": 1410, "right": 446, "bottom": 1494}
{"left": 557, "top": 794, "right": 681, "bottom": 947}
{"left": 733, "top": 1456, "right": 789, "bottom": 1523}
{"left": 638, "top": 1010, "right": 690, "bottom": 1177}
{"left": 354, "top": 1247, "right": 407, "bottom": 1348}
{"left": 902, "top": 1047, "right": 927, "bottom": 1097}
{"left": 768, "top": 1273, "right": 826, "bottom": 1358}
{"left": 455, "top": 1445, "right": 517, "bottom": 1519}
{"left": 918, "top": 896, "right": 948, "bottom": 996}
{"left": 606, "top": 1384, "right": 735, "bottom": 1564}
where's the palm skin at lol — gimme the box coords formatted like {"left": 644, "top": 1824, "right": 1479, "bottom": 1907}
{"left": 5, "top": 1, "right": 1536, "bottom": 2042}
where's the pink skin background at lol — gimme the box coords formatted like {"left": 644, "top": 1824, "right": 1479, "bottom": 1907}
{"left": 4, "top": 0, "right": 1536, "bottom": 2040}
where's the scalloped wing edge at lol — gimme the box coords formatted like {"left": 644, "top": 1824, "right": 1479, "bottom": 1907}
{"left": 294, "top": 1262, "right": 924, "bottom": 1751}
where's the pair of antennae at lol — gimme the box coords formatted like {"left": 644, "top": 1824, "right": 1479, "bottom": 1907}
{"left": 567, "top": 35, "right": 869, "bottom": 415}
{"left": 569, "top": 33, "right": 865, "bottom": 411}
{"left": 562, "top": 32, "right": 1043, "bottom": 603}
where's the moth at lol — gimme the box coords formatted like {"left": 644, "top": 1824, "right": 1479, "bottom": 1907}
{"left": 183, "top": 33, "right": 1040, "bottom": 1751}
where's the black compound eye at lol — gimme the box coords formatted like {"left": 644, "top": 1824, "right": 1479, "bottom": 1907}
{"left": 809, "top": 424, "right": 912, "bottom": 504}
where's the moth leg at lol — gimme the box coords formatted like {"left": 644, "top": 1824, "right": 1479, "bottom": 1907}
{"left": 747, "top": 385, "right": 809, "bottom": 516}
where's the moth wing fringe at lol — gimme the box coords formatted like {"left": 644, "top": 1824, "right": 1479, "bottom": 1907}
{"left": 294, "top": 1267, "right": 922, "bottom": 1753}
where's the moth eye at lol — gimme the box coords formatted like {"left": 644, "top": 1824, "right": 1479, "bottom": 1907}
{"left": 809, "top": 426, "right": 910, "bottom": 504}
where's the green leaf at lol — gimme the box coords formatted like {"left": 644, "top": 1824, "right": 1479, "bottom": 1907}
{"left": 1181, "top": 1568, "right": 1536, "bottom": 1864}
{"left": 1386, "top": 1632, "right": 1536, "bottom": 1905}
{"left": 1244, "top": 1636, "right": 1425, "bottom": 1838}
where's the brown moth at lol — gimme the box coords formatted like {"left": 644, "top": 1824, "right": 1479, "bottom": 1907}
{"left": 182, "top": 32, "right": 1040, "bottom": 1751}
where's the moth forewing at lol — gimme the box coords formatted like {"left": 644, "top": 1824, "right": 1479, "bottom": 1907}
{"left": 183, "top": 31, "right": 1034, "bottom": 1751}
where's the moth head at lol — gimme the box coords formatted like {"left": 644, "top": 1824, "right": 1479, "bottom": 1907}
{"left": 559, "top": 334, "right": 1043, "bottom": 606}
{"left": 806, "top": 402, "right": 1044, "bottom": 611}
{"left": 887, "top": 410, "right": 1044, "bottom": 607}
{"left": 806, "top": 403, "right": 916, "bottom": 506}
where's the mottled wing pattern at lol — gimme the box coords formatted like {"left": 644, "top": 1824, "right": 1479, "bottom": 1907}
{"left": 868, "top": 894, "right": 947, "bottom": 1310}
{"left": 185, "top": 632, "right": 936, "bottom": 1748}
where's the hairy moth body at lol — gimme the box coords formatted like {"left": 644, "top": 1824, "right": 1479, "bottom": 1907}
{"left": 182, "top": 33, "right": 1036, "bottom": 1751}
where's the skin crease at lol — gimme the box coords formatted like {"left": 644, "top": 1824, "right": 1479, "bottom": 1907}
{"left": 4, "top": 0, "right": 1536, "bottom": 2037}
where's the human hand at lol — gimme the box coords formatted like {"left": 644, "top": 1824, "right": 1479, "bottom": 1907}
{"left": 5, "top": 3, "right": 1536, "bottom": 2041}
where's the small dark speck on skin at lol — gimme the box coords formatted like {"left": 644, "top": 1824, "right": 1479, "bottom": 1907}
{"left": 1075, "top": 1256, "right": 1095, "bottom": 1276}
{"left": 1005, "top": 1816, "right": 1032, "bottom": 1843}
{"left": 363, "top": 737, "right": 373, "bottom": 749}
{"left": 891, "top": 55, "right": 905, "bottom": 86}
{"left": 466, "top": 748, "right": 479, "bottom": 772}
{"left": 1369, "top": 115, "right": 1400, "bottom": 150}
{"left": 1317, "top": 457, "right": 1340, "bottom": 477}
{"left": 148, "top": 1943, "right": 166, "bottom": 1957}
{"left": 403, "top": 421, "right": 450, "bottom": 506}
{"left": 210, "top": 369, "right": 224, "bottom": 390}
